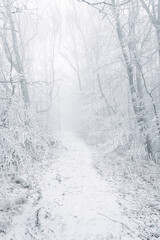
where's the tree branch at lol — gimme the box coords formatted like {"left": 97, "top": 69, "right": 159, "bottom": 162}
{"left": 78, "top": 0, "right": 131, "bottom": 7}
{"left": 140, "top": 0, "right": 156, "bottom": 25}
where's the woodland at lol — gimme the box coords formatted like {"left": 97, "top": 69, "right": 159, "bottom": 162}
{"left": 0, "top": 0, "right": 160, "bottom": 239}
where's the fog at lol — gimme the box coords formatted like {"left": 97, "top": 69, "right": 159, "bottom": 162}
{"left": 31, "top": 0, "right": 90, "bottom": 132}
{"left": 1, "top": 0, "right": 160, "bottom": 239}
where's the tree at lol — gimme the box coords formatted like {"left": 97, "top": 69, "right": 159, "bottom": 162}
{"left": 2, "top": 0, "right": 30, "bottom": 105}
{"left": 140, "top": 0, "right": 160, "bottom": 63}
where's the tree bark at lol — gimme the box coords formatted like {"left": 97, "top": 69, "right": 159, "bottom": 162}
{"left": 3, "top": 0, "right": 30, "bottom": 105}
{"left": 112, "top": 1, "right": 155, "bottom": 161}
{"left": 97, "top": 73, "right": 115, "bottom": 114}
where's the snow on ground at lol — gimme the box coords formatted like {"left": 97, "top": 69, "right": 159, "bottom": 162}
{"left": 1, "top": 132, "right": 140, "bottom": 239}
{"left": 94, "top": 146, "right": 160, "bottom": 240}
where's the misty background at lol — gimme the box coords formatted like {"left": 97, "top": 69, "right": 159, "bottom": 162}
{"left": 0, "top": 0, "right": 160, "bottom": 239}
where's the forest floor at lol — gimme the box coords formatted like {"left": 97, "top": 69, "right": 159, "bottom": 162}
{"left": 0, "top": 132, "right": 157, "bottom": 240}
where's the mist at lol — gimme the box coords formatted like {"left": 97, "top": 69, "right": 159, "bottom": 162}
{"left": 0, "top": 0, "right": 160, "bottom": 239}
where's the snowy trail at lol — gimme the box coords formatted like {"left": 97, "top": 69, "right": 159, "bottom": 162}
{"left": 5, "top": 133, "right": 138, "bottom": 240}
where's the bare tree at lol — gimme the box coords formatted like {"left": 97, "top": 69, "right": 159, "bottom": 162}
{"left": 1, "top": 0, "right": 30, "bottom": 105}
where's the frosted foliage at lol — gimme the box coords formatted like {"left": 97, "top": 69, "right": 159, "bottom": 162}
{"left": 0, "top": 0, "right": 160, "bottom": 240}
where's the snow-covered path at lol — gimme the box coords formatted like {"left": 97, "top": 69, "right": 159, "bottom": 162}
{"left": 5, "top": 133, "right": 138, "bottom": 240}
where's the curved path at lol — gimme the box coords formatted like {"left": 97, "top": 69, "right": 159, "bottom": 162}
{"left": 5, "top": 133, "right": 138, "bottom": 240}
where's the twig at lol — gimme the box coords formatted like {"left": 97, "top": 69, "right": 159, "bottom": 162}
{"left": 78, "top": 0, "right": 131, "bottom": 7}
{"left": 35, "top": 208, "right": 41, "bottom": 228}
{"left": 98, "top": 212, "right": 136, "bottom": 237}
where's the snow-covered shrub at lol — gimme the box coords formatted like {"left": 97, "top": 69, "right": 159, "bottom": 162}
{"left": 0, "top": 93, "right": 55, "bottom": 180}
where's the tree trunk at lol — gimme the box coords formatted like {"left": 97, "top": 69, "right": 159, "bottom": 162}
{"left": 112, "top": 1, "right": 155, "bottom": 161}
{"left": 97, "top": 73, "right": 115, "bottom": 114}
{"left": 3, "top": 0, "right": 30, "bottom": 105}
